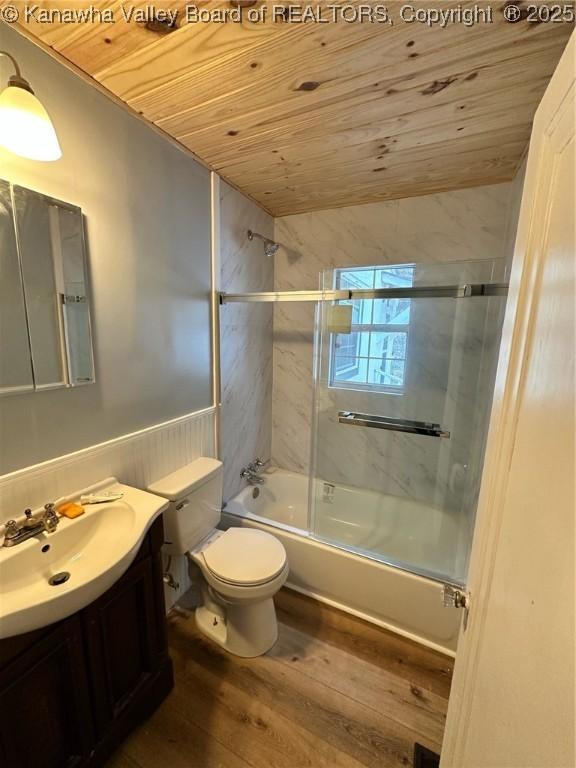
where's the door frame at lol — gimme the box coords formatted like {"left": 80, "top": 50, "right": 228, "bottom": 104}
{"left": 441, "top": 30, "right": 575, "bottom": 765}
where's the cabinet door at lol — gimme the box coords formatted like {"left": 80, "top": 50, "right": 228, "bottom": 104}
{"left": 82, "top": 557, "right": 160, "bottom": 738}
{"left": 0, "top": 616, "right": 93, "bottom": 768}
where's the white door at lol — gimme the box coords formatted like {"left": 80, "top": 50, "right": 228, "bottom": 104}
{"left": 441, "top": 32, "right": 575, "bottom": 768}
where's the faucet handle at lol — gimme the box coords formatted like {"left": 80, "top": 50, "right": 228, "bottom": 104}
{"left": 4, "top": 520, "right": 20, "bottom": 539}
{"left": 249, "top": 458, "right": 269, "bottom": 473}
{"left": 43, "top": 503, "right": 59, "bottom": 532}
{"left": 22, "top": 508, "right": 38, "bottom": 529}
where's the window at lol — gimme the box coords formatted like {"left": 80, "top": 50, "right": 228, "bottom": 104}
{"left": 329, "top": 265, "right": 414, "bottom": 393}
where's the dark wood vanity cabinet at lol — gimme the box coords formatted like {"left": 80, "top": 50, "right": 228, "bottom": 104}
{"left": 0, "top": 516, "right": 173, "bottom": 768}
{"left": 0, "top": 615, "right": 93, "bottom": 768}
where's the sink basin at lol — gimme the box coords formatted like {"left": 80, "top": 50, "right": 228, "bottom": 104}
{"left": 0, "top": 478, "right": 168, "bottom": 639}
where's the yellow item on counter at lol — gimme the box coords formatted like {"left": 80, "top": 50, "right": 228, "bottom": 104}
{"left": 57, "top": 502, "right": 85, "bottom": 519}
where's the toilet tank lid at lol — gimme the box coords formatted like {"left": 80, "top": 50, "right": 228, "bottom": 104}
{"left": 148, "top": 457, "right": 223, "bottom": 501}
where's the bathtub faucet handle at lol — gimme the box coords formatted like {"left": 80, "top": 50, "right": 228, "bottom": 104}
{"left": 240, "top": 463, "right": 266, "bottom": 485}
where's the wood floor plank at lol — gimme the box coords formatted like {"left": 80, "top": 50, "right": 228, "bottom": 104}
{"left": 169, "top": 609, "right": 439, "bottom": 766}
{"left": 275, "top": 589, "right": 454, "bottom": 698}
{"left": 169, "top": 654, "right": 365, "bottom": 767}
{"left": 271, "top": 621, "right": 447, "bottom": 749}
{"left": 119, "top": 696, "right": 254, "bottom": 768}
{"left": 105, "top": 589, "right": 453, "bottom": 768}
{"left": 103, "top": 750, "right": 143, "bottom": 768}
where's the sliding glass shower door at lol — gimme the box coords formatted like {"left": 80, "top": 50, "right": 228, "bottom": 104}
{"left": 309, "top": 259, "right": 507, "bottom": 585}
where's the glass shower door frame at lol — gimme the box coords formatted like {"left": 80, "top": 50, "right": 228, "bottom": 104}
{"left": 306, "top": 260, "right": 508, "bottom": 587}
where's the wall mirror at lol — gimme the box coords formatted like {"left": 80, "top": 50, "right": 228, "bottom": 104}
{"left": 0, "top": 179, "right": 94, "bottom": 395}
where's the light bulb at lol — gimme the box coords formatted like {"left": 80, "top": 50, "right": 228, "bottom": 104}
{"left": 0, "top": 84, "right": 61, "bottom": 161}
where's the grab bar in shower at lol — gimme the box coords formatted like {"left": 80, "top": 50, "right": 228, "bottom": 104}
{"left": 338, "top": 411, "right": 451, "bottom": 438}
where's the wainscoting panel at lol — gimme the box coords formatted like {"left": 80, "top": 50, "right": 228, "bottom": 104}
{"left": 0, "top": 407, "right": 217, "bottom": 609}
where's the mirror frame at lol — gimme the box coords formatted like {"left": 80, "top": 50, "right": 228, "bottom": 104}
{"left": 0, "top": 179, "right": 95, "bottom": 397}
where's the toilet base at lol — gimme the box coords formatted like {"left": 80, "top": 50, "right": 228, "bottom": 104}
{"left": 195, "top": 597, "right": 279, "bottom": 658}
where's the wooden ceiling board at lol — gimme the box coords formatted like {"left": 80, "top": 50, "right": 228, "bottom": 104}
{"left": 6, "top": 1, "right": 573, "bottom": 215}
{"left": 234, "top": 134, "right": 527, "bottom": 187}
{"left": 202, "top": 82, "right": 543, "bottom": 164}
{"left": 238, "top": 132, "right": 530, "bottom": 192}
{"left": 174, "top": 76, "right": 549, "bottom": 181}
{"left": 180, "top": 56, "right": 554, "bottom": 169}
{"left": 57, "top": 2, "right": 191, "bottom": 73}
{"left": 94, "top": 4, "right": 301, "bottom": 95}
{"left": 128, "top": 20, "right": 384, "bottom": 125}
{"left": 215, "top": 122, "right": 536, "bottom": 190}
{"left": 164, "top": 28, "right": 564, "bottom": 150}
{"left": 260, "top": 159, "right": 523, "bottom": 214}
{"left": 140, "top": 17, "right": 559, "bottom": 130}
{"left": 9, "top": 1, "right": 116, "bottom": 46}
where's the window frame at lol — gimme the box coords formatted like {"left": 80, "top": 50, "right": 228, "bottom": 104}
{"left": 328, "top": 265, "right": 413, "bottom": 395}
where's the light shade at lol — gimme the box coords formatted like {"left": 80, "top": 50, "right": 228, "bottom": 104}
{"left": 0, "top": 85, "right": 61, "bottom": 161}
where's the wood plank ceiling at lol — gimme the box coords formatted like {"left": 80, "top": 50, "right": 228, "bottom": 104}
{"left": 6, "top": 1, "right": 573, "bottom": 215}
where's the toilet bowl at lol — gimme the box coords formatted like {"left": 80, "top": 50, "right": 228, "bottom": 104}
{"left": 148, "top": 458, "right": 288, "bottom": 657}
{"left": 189, "top": 527, "right": 288, "bottom": 657}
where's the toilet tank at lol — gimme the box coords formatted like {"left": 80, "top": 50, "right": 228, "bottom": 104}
{"left": 148, "top": 457, "right": 223, "bottom": 555}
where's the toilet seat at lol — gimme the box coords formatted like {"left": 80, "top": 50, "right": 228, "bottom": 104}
{"left": 201, "top": 528, "right": 287, "bottom": 587}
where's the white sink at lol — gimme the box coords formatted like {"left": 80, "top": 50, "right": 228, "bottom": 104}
{"left": 0, "top": 478, "right": 168, "bottom": 639}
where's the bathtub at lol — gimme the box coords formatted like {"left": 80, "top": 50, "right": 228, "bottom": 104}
{"left": 222, "top": 468, "right": 462, "bottom": 655}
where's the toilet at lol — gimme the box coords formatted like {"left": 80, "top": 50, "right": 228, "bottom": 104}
{"left": 148, "top": 457, "right": 288, "bottom": 657}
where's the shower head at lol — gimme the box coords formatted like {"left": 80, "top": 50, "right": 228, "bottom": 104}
{"left": 264, "top": 241, "right": 279, "bottom": 257}
{"left": 247, "top": 229, "right": 279, "bottom": 257}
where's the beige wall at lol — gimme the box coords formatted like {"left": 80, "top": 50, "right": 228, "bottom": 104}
{"left": 218, "top": 181, "right": 274, "bottom": 502}
{"left": 0, "top": 25, "right": 212, "bottom": 474}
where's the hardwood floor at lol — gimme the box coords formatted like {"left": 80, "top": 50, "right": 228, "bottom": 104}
{"left": 105, "top": 589, "right": 453, "bottom": 768}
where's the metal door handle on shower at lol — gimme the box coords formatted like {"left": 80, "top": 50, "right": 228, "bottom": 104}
{"left": 338, "top": 411, "right": 451, "bottom": 438}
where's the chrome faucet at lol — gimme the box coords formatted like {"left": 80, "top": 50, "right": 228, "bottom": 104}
{"left": 240, "top": 458, "right": 269, "bottom": 486}
{"left": 240, "top": 468, "right": 265, "bottom": 486}
{"left": 250, "top": 458, "right": 268, "bottom": 472}
{"left": 2, "top": 504, "right": 60, "bottom": 547}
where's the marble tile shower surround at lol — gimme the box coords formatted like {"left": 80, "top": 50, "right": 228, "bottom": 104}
{"left": 219, "top": 182, "right": 274, "bottom": 502}
{"left": 271, "top": 184, "right": 517, "bottom": 538}
{"left": 313, "top": 265, "right": 505, "bottom": 479}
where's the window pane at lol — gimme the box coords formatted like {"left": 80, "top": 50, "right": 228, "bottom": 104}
{"left": 339, "top": 269, "right": 375, "bottom": 289}
{"left": 373, "top": 266, "right": 414, "bottom": 325}
{"left": 338, "top": 270, "right": 374, "bottom": 324}
{"left": 343, "top": 298, "right": 372, "bottom": 324}
{"left": 357, "top": 331, "right": 370, "bottom": 357}
{"left": 367, "top": 358, "right": 383, "bottom": 385}
{"left": 333, "top": 356, "right": 366, "bottom": 383}
{"left": 331, "top": 265, "right": 412, "bottom": 393}
{"left": 334, "top": 332, "right": 359, "bottom": 358}
{"left": 373, "top": 297, "right": 411, "bottom": 324}
{"left": 376, "top": 266, "right": 414, "bottom": 287}
{"left": 333, "top": 356, "right": 357, "bottom": 377}
{"left": 369, "top": 331, "right": 407, "bottom": 360}
{"left": 379, "top": 358, "right": 406, "bottom": 387}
